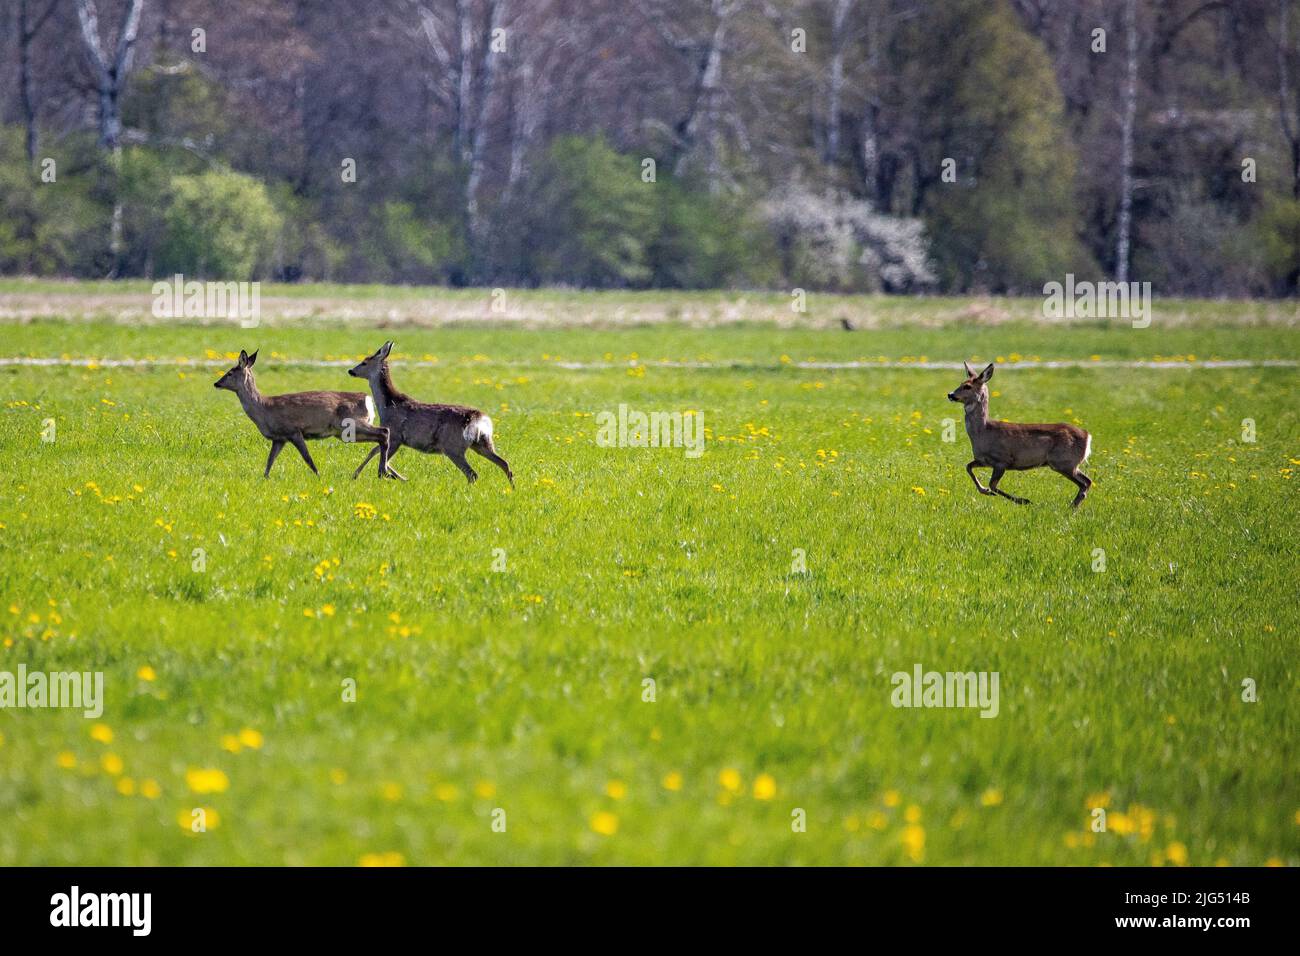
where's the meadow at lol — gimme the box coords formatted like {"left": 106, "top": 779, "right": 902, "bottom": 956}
{"left": 0, "top": 287, "right": 1296, "bottom": 865}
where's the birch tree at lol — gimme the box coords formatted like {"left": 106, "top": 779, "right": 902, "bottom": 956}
{"left": 73, "top": 0, "right": 145, "bottom": 151}
{"left": 73, "top": 0, "right": 145, "bottom": 270}
{"left": 1278, "top": 0, "right": 1300, "bottom": 199}
{"left": 1115, "top": 0, "right": 1138, "bottom": 283}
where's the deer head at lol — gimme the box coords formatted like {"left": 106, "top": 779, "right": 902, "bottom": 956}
{"left": 214, "top": 349, "right": 258, "bottom": 391}
{"left": 348, "top": 341, "right": 393, "bottom": 379}
{"left": 947, "top": 361, "right": 993, "bottom": 405}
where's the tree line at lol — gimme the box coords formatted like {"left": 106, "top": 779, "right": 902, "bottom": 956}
{"left": 2, "top": 0, "right": 1298, "bottom": 295}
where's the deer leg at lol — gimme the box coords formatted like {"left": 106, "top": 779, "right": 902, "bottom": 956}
{"left": 264, "top": 440, "right": 285, "bottom": 478}
{"left": 1065, "top": 468, "right": 1091, "bottom": 508}
{"left": 351, "top": 445, "right": 381, "bottom": 480}
{"left": 382, "top": 445, "right": 407, "bottom": 481}
{"left": 989, "top": 467, "right": 1030, "bottom": 505}
{"left": 289, "top": 434, "right": 319, "bottom": 476}
{"left": 966, "top": 460, "right": 994, "bottom": 496}
{"left": 447, "top": 449, "right": 478, "bottom": 484}
{"left": 351, "top": 423, "right": 391, "bottom": 478}
{"left": 471, "top": 439, "right": 514, "bottom": 487}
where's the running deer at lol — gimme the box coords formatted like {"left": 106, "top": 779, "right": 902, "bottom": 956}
{"left": 347, "top": 341, "right": 514, "bottom": 486}
{"left": 947, "top": 362, "right": 1093, "bottom": 507}
{"left": 213, "top": 349, "right": 390, "bottom": 478}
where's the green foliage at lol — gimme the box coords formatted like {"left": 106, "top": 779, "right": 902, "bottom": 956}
{"left": 118, "top": 147, "right": 191, "bottom": 277}
{"left": 124, "top": 66, "right": 237, "bottom": 154}
{"left": 158, "top": 168, "right": 283, "bottom": 279}
{"left": 0, "top": 128, "right": 104, "bottom": 274}
{"left": 269, "top": 185, "right": 346, "bottom": 282}
{"left": 525, "top": 136, "right": 659, "bottom": 287}
{"left": 652, "top": 181, "right": 777, "bottom": 289}
{"left": 906, "top": 0, "right": 1095, "bottom": 292}
{"left": 1256, "top": 197, "right": 1300, "bottom": 294}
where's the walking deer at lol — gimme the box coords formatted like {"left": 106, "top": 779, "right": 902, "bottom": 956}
{"left": 947, "top": 362, "right": 1092, "bottom": 507}
{"left": 214, "top": 349, "right": 390, "bottom": 478}
{"left": 346, "top": 341, "right": 514, "bottom": 486}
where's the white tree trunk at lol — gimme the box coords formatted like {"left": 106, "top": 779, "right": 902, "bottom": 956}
{"left": 1115, "top": 0, "right": 1138, "bottom": 284}
{"left": 73, "top": 0, "right": 145, "bottom": 272}
{"left": 824, "top": 0, "right": 853, "bottom": 164}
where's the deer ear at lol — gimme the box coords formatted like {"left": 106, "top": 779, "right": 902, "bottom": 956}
{"left": 979, "top": 363, "right": 994, "bottom": 382}
{"left": 963, "top": 361, "right": 975, "bottom": 377}
{"left": 380, "top": 341, "right": 393, "bottom": 359}
{"left": 246, "top": 349, "right": 258, "bottom": 368}
{"left": 238, "top": 349, "right": 249, "bottom": 366}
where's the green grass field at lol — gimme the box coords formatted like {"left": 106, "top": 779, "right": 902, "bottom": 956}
{"left": 1, "top": 290, "right": 1296, "bottom": 865}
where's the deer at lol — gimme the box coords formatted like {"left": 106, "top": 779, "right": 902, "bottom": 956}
{"left": 947, "top": 362, "right": 1093, "bottom": 507}
{"left": 213, "top": 349, "right": 390, "bottom": 478}
{"left": 346, "top": 341, "right": 514, "bottom": 486}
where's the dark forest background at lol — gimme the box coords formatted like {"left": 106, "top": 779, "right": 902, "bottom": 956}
{"left": 2, "top": 0, "right": 1298, "bottom": 295}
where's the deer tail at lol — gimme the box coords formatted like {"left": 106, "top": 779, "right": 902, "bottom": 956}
{"left": 1080, "top": 432, "right": 1092, "bottom": 464}
{"left": 464, "top": 412, "right": 493, "bottom": 446}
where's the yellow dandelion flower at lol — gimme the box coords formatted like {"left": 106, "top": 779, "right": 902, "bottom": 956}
{"left": 590, "top": 811, "right": 619, "bottom": 836}
{"left": 1085, "top": 791, "right": 1111, "bottom": 810}
{"left": 434, "top": 783, "right": 459, "bottom": 802}
{"left": 883, "top": 789, "right": 901, "bottom": 807}
{"left": 866, "top": 811, "right": 888, "bottom": 830}
{"left": 901, "top": 824, "right": 926, "bottom": 862}
{"left": 140, "top": 779, "right": 161, "bottom": 799}
{"left": 718, "top": 768, "right": 742, "bottom": 794}
{"left": 474, "top": 780, "right": 497, "bottom": 799}
{"left": 980, "top": 788, "right": 1003, "bottom": 807}
{"left": 185, "top": 767, "right": 230, "bottom": 794}
{"left": 358, "top": 851, "right": 406, "bottom": 867}
{"left": 137, "top": 665, "right": 156, "bottom": 682}
{"left": 220, "top": 735, "right": 242, "bottom": 754}
{"left": 90, "top": 723, "right": 113, "bottom": 744}
{"left": 605, "top": 780, "right": 627, "bottom": 800}
{"left": 753, "top": 773, "right": 777, "bottom": 800}
{"left": 904, "top": 804, "right": 922, "bottom": 823}
{"left": 177, "top": 807, "right": 220, "bottom": 832}
{"left": 380, "top": 782, "right": 403, "bottom": 802}
{"left": 237, "top": 728, "right": 264, "bottom": 749}
{"left": 116, "top": 777, "right": 137, "bottom": 796}
{"left": 56, "top": 751, "right": 77, "bottom": 769}
{"left": 100, "top": 753, "right": 124, "bottom": 776}
{"left": 1166, "top": 842, "right": 1189, "bottom": 866}
{"left": 662, "top": 771, "right": 683, "bottom": 792}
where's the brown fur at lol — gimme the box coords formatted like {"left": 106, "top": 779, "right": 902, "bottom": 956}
{"left": 347, "top": 341, "right": 514, "bottom": 486}
{"left": 948, "top": 362, "right": 1092, "bottom": 507}
{"left": 214, "top": 349, "right": 390, "bottom": 478}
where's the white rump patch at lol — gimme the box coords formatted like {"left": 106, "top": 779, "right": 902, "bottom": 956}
{"left": 464, "top": 414, "right": 493, "bottom": 445}
{"left": 1082, "top": 433, "right": 1092, "bottom": 463}
{"left": 364, "top": 394, "right": 377, "bottom": 424}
